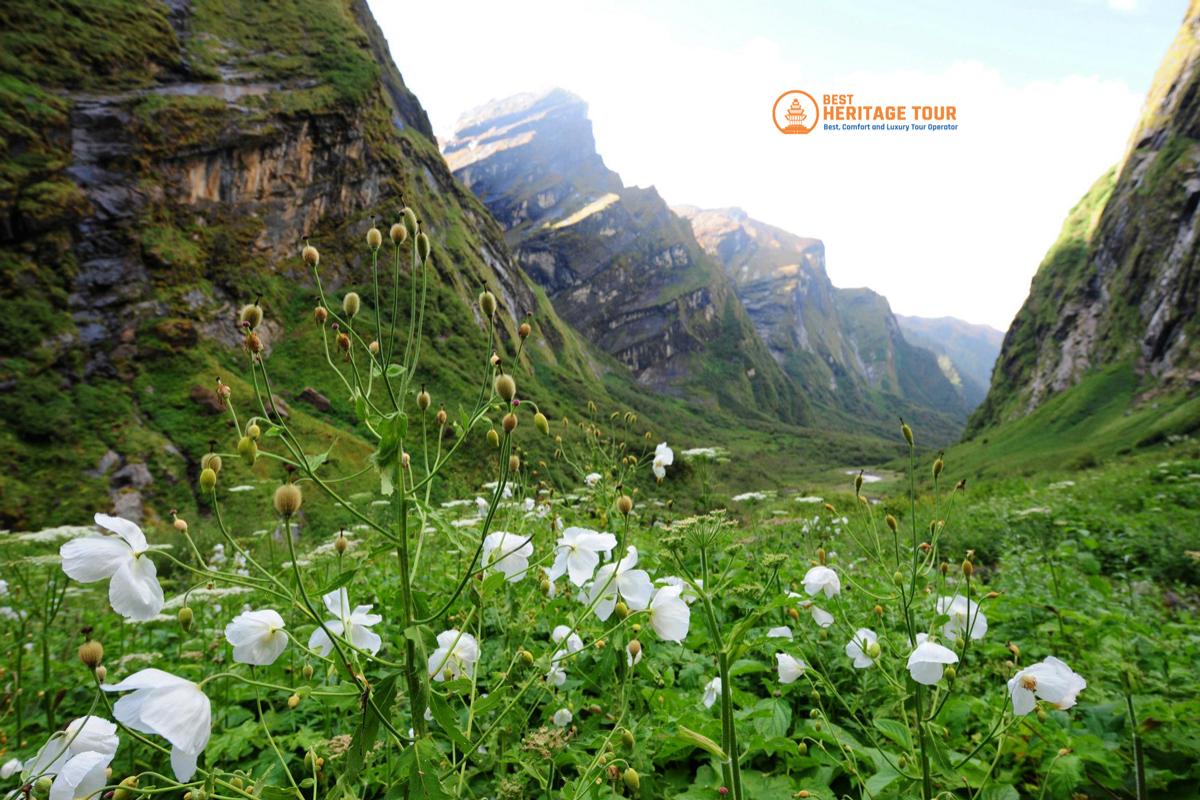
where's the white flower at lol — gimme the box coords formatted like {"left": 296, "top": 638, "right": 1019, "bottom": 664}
{"left": 906, "top": 634, "right": 959, "bottom": 685}
{"left": 25, "top": 715, "right": 119, "bottom": 792}
{"left": 647, "top": 584, "right": 691, "bottom": 642}
{"left": 552, "top": 708, "right": 573, "bottom": 727}
{"left": 481, "top": 531, "right": 533, "bottom": 582}
{"left": 1, "top": 758, "right": 21, "bottom": 779}
{"left": 652, "top": 442, "right": 674, "bottom": 480}
{"left": 0, "top": 579, "right": 8, "bottom": 597}
{"left": 589, "top": 546, "right": 653, "bottom": 621}
{"left": 776, "top": 653, "right": 806, "bottom": 684}
{"left": 584, "top": 472, "right": 602, "bottom": 487}
{"left": 802, "top": 566, "right": 840, "bottom": 599}
{"left": 936, "top": 594, "right": 988, "bottom": 641}
{"left": 551, "top": 625, "right": 584, "bottom": 654}
{"left": 428, "top": 630, "right": 480, "bottom": 681}
{"left": 766, "top": 626, "right": 793, "bottom": 639}
{"left": 702, "top": 677, "right": 721, "bottom": 709}
{"left": 225, "top": 609, "right": 288, "bottom": 666}
{"left": 549, "top": 527, "right": 618, "bottom": 586}
{"left": 307, "top": 589, "right": 383, "bottom": 657}
{"left": 1007, "top": 657, "right": 1087, "bottom": 715}
{"left": 845, "top": 628, "right": 879, "bottom": 669}
{"left": 542, "top": 568, "right": 557, "bottom": 598}
{"left": 792, "top": 596, "right": 835, "bottom": 628}
{"left": 59, "top": 514, "right": 164, "bottom": 621}
{"left": 657, "top": 576, "right": 701, "bottom": 604}
{"left": 47, "top": 751, "right": 112, "bottom": 800}
{"left": 103, "top": 669, "right": 211, "bottom": 781}
{"left": 546, "top": 654, "right": 568, "bottom": 687}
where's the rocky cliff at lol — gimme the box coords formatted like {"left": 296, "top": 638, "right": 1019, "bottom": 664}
{"left": 895, "top": 315, "right": 1003, "bottom": 410}
{"left": 970, "top": 0, "right": 1200, "bottom": 433}
{"left": 677, "top": 206, "right": 971, "bottom": 438}
{"left": 444, "top": 90, "right": 810, "bottom": 425}
{"left": 0, "top": 0, "right": 634, "bottom": 528}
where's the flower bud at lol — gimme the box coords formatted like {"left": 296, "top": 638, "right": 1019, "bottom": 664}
{"left": 417, "top": 232, "right": 430, "bottom": 262}
{"left": 335, "top": 533, "right": 348, "bottom": 554}
{"left": 933, "top": 456, "right": 944, "bottom": 478}
{"left": 314, "top": 306, "right": 328, "bottom": 324}
{"left": 494, "top": 374, "right": 516, "bottom": 403}
{"left": 854, "top": 471, "right": 863, "bottom": 494}
{"left": 302, "top": 662, "right": 314, "bottom": 680}
{"left": 401, "top": 451, "right": 411, "bottom": 470}
{"left": 287, "top": 693, "right": 300, "bottom": 709}
{"left": 247, "top": 422, "right": 261, "bottom": 440}
{"left": 886, "top": 514, "right": 898, "bottom": 533}
{"left": 487, "top": 429, "right": 500, "bottom": 447}
{"left": 944, "top": 666, "right": 957, "bottom": 680}
{"left": 962, "top": 559, "right": 974, "bottom": 578}
{"left": 337, "top": 332, "right": 351, "bottom": 352}
{"left": 939, "top": 562, "right": 948, "bottom": 575}
{"left": 367, "top": 226, "right": 382, "bottom": 250}
{"left": 178, "top": 606, "right": 193, "bottom": 631}
{"left": 245, "top": 331, "right": 263, "bottom": 355}
{"left": 390, "top": 222, "right": 407, "bottom": 244}
{"left": 622, "top": 768, "right": 640, "bottom": 792}
{"left": 302, "top": 243, "right": 319, "bottom": 266}
{"left": 342, "top": 292, "right": 361, "bottom": 318}
{"left": 237, "top": 435, "right": 257, "bottom": 467}
{"left": 239, "top": 303, "right": 263, "bottom": 331}
{"left": 274, "top": 483, "right": 303, "bottom": 516}
{"left": 595, "top": 639, "right": 605, "bottom": 649}
{"left": 901, "top": 419, "right": 914, "bottom": 447}
{"left": 621, "top": 728, "right": 635, "bottom": 748}
{"left": 201, "top": 453, "right": 222, "bottom": 475}
{"left": 787, "top": 607, "right": 800, "bottom": 621}
{"left": 113, "top": 775, "right": 138, "bottom": 800}
{"left": 617, "top": 494, "right": 633, "bottom": 516}
{"left": 816, "top": 547, "right": 826, "bottom": 564}
{"left": 873, "top": 604, "right": 883, "bottom": 616}
{"left": 403, "top": 207, "right": 419, "bottom": 236}
{"left": 199, "top": 467, "right": 217, "bottom": 493}
{"left": 503, "top": 412, "right": 518, "bottom": 433}
{"left": 78, "top": 640, "right": 104, "bottom": 669}
{"left": 534, "top": 411, "right": 549, "bottom": 434}
{"left": 615, "top": 601, "right": 630, "bottom": 620}
{"left": 436, "top": 407, "right": 448, "bottom": 427}
{"left": 35, "top": 777, "right": 53, "bottom": 795}
{"left": 368, "top": 340, "right": 380, "bottom": 354}
{"left": 479, "top": 291, "right": 497, "bottom": 317}
{"left": 518, "top": 322, "right": 531, "bottom": 338}
{"left": 173, "top": 515, "right": 188, "bottom": 532}
{"left": 508, "top": 454, "right": 520, "bottom": 472}
{"left": 519, "top": 649, "right": 534, "bottom": 667}
{"left": 94, "top": 665, "right": 106, "bottom": 682}
{"left": 797, "top": 741, "right": 808, "bottom": 756}
{"left": 417, "top": 388, "right": 431, "bottom": 411}
{"left": 892, "top": 571, "right": 904, "bottom": 585}
{"left": 866, "top": 641, "right": 882, "bottom": 659}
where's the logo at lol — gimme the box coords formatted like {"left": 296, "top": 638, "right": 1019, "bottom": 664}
{"left": 772, "top": 90, "right": 819, "bottom": 134}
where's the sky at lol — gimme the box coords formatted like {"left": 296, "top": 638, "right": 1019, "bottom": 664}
{"left": 369, "top": 0, "right": 1186, "bottom": 330}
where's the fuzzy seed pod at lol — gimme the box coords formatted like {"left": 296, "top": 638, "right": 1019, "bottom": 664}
{"left": 417, "top": 232, "right": 430, "bottom": 262}
{"left": 403, "top": 207, "right": 418, "bottom": 236}
{"left": 78, "top": 640, "right": 104, "bottom": 669}
{"left": 901, "top": 419, "right": 914, "bottom": 447}
{"left": 201, "top": 453, "right": 222, "bottom": 474}
{"left": 314, "top": 306, "right": 328, "bottom": 324}
{"left": 494, "top": 374, "right": 516, "bottom": 402}
{"left": 287, "top": 693, "right": 300, "bottom": 709}
{"left": 518, "top": 322, "right": 531, "bottom": 338}
{"left": 199, "top": 467, "right": 217, "bottom": 492}
{"left": 435, "top": 407, "right": 447, "bottom": 427}
{"left": 534, "top": 411, "right": 549, "bottom": 435}
{"left": 274, "top": 483, "right": 303, "bottom": 516}
{"left": 478, "top": 291, "right": 497, "bottom": 317}
{"left": 487, "top": 429, "right": 500, "bottom": 447}
{"left": 178, "top": 607, "right": 193, "bottom": 631}
{"left": 239, "top": 303, "right": 263, "bottom": 331}
{"left": 622, "top": 768, "right": 640, "bottom": 792}
{"left": 342, "top": 292, "right": 361, "bottom": 318}
{"left": 508, "top": 454, "right": 520, "bottom": 472}
{"left": 237, "top": 436, "right": 257, "bottom": 467}
{"left": 173, "top": 517, "right": 188, "bottom": 532}
{"left": 244, "top": 331, "right": 263, "bottom": 354}
{"left": 367, "top": 226, "right": 383, "bottom": 250}
{"left": 885, "top": 514, "right": 898, "bottom": 533}
{"left": 502, "top": 412, "right": 518, "bottom": 433}
{"left": 337, "top": 332, "right": 351, "bottom": 352}
{"left": 368, "top": 340, "right": 380, "bottom": 355}
{"left": 302, "top": 243, "right": 320, "bottom": 267}
{"left": 962, "top": 559, "right": 974, "bottom": 578}
{"left": 335, "top": 533, "right": 348, "bottom": 554}
{"left": 417, "top": 388, "right": 431, "bottom": 411}
{"left": 617, "top": 494, "right": 633, "bottom": 515}
{"left": 390, "top": 222, "right": 407, "bottom": 244}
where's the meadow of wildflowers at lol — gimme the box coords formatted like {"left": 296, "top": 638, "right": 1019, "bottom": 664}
{"left": 1, "top": 218, "right": 1197, "bottom": 800}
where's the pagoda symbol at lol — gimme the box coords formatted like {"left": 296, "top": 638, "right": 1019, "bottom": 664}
{"left": 783, "top": 97, "right": 811, "bottom": 133}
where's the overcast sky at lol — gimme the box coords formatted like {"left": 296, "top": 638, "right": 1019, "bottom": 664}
{"left": 370, "top": 0, "right": 1185, "bottom": 330}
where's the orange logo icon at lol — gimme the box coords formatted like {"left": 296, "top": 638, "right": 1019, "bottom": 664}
{"left": 773, "top": 90, "right": 819, "bottom": 134}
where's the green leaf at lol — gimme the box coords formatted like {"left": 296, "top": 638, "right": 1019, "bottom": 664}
{"left": 978, "top": 785, "right": 1020, "bottom": 800}
{"left": 316, "top": 569, "right": 358, "bottom": 598}
{"left": 397, "top": 737, "right": 451, "bottom": 799}
{"left": 873, "top": 717, "right": 912, "bottom": 749}
{"left": 342, "top": 672, "right": 398, "bottom": 783}
{"left": 426, "top": 691, "right": 471, "bottom": 751}
{"left": 751, "top": 697, "right": 792, "bottom": 739}
{"left": 386, "top": 363, "right": 404, "bottom": 378}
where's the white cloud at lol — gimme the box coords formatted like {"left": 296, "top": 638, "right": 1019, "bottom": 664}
{"left": 1109, "top": 0, "right": 1139, "bottom": 12}
{"left": 373, "top": 1, "right": 1142, "bottom": 330}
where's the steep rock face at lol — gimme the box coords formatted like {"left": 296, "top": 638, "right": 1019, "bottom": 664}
{"left": 0, "top": 0, "right": 593, "bottom": 527}
{"left": 445, "top": 91, "right": 809, "bottom": 424}
{"left": 678, "top": 206, "right": 970, "bottom": 433}
{"left": 895, "top": 315, "right": 1003, "bottom": 410}
{"left": 971, "top": 1, "right": 1200, "bottom": 432}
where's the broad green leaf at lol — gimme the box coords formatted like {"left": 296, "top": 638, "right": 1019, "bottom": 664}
{"left": 873, "top": 717, "right": 912, "bottom": 749}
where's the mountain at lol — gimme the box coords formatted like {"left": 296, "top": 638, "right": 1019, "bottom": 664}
{"left": 676, "top": 206, "right": 970, "bottom": 439}
{"left": 443, "top": 90, "right": 811, "bottom": 425}
{"left": 894, "top": 315, "right": 1003, "bottom": 409}
{"left": 968, "top": 1, "right": 1200, "bottom": 439}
